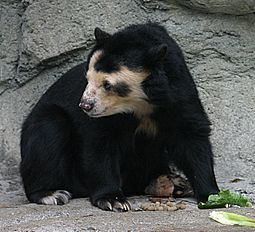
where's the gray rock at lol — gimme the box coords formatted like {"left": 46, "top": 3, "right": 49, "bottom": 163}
{"left": 174, "top": 0, "right": 255, "bottom": 15}
{"left": 0, "top": 0, "right": 22, "bottom": 94}
{"left": 17, "top": 0, "right": 151, "bottom": 85}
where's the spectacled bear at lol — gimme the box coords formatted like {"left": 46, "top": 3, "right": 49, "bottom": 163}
{"left": 20, "top": 23, "right": 219, "bottom": 211}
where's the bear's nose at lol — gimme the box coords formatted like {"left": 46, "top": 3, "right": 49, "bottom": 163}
{"left": 79, "top": 99, "right": 94, "bottom": 112}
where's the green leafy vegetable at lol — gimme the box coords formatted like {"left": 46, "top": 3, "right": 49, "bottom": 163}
{"left": 209, "top": 211, "right": 255, "bottom": 228}
{"left": 198, "top": 190, "right": 252, "bottom": 209}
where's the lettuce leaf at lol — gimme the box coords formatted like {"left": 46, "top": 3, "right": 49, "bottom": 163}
{"left": 209, "top": 211, "right": 255, "bottom": 228}
{"left": 198, "top": 190, "right": 252, "bottom": 209}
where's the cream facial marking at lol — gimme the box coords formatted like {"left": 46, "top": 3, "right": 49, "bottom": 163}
{"left": 80, "top": 50, "right": 157, "bottom": 136}
{"left": 80, "top": 50, "right": 154, "bottom": 118}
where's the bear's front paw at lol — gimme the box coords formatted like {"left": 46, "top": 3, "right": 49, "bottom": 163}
{"left": 95, "top": 197, "right": 131, "bottom": 212}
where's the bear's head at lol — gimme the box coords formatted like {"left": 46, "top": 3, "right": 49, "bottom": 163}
{"left": 79, "top": 26, "right": 167, "bottom": 118}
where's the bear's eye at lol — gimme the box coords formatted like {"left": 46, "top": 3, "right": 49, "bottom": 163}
{"left": 103, "top": 80, "right": 112, "bottom": 91}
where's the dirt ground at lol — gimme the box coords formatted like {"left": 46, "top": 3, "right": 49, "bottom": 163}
{"left": 0, "top": 191, "right": 254, "bottom": 232}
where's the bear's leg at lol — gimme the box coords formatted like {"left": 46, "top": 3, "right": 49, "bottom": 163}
{"left": 84, "top": 145, "right": 131, "bottom": 212}
{"left": 169, "top": 137, "right": 219, "bottom": 202}
{"left": 20, "top": 105, "right": 74, "bottom": 205}
{"left": 90, "top": 172, "right": 131, "bottom": 212}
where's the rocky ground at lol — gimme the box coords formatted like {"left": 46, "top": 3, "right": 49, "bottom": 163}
{"left": 0, "top": 193, "right": 255, "bottom": 232}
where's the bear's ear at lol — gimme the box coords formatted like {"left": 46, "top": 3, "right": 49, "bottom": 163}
{"left": 94, "top": 27, "right": 111, "bottom": 45}
{"left": 147, "top": 44, "right": 168, "bottom": 66}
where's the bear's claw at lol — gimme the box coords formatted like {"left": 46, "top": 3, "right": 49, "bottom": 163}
{"left": 96, "top": 198, "right": 131, "bottom": 212}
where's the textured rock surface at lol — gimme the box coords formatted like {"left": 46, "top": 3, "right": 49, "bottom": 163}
{"left": 0, "top": 197, "right": 255, "bottom": 232}
{"left": 174, "top": 0, "right": 255, "bottom": 15}
{"left": 0, "top": 0, "right": 22, "bottom": 94}
{"left": 0, "top": 0, "right": 255, "bottom": 216}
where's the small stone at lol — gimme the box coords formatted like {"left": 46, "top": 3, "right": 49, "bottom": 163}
{"left": 166, "top": 201, "right": 174, "bottom": 207}
{"left": 176, "top": 202, "right": 186, "bottom": 210}
{"left": 158, "top": 206, "right": 164, "bottom": 211}
{"left": 168, "top": 206, "right": 178, "bottom": 211}
{"left": 148, "top": 206, "right": 155, "bottom": 211}
{"left": 155, "top": 201, "right": 160, "bottom": 206}
{"left": 163, "top": 205, "right": 169, "bottom": 211}
{"left": 141, "top": 203, "right": 151, "bottom": 210}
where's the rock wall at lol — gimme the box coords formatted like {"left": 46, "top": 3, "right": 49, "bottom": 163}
{"left": 175, "top": 0, "right": 255, "bottom": 15}
{"left": 0, "top": 0, "right": 254, "bottom": 199}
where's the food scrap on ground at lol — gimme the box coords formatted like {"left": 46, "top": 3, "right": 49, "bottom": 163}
{"left": 198, "top": 190, "right": 252, "bottom": 209}
{"left": 141, "top": 172, "right": 191, "bottom": 211}
{"left": 209, "top": 211, "right": 255, "bottom": 228}
{"left": 141, "top": 197, "right": 186, "bottom": 211}
{"left": 145, "top": 173, "right": 193, "bottom": 198}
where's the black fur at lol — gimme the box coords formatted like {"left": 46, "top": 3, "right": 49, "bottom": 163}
{"left": 20, "top": 23, "right": 219, "bottom": 210}
{"left": 113, "top": 82, "right": 131, "bottom": 97}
